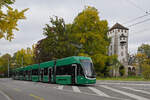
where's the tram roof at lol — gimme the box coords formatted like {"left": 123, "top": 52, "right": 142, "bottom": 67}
{"left": 31, "top": 64, "right": 39, "bottom": 70}
{"left": 15, "top": 67, "right": 24, "bottom": 71}
{"left": 13, "top": 56, "right": 92, "bottom": 70}
{"left": 56, "top": 56, "right": 91, "bottom": 66}
{"left": 40, "top": 61, "right": 54, "bottom": 68}
{"left": 24, "top": 65, "right": 32, "bottom": 71}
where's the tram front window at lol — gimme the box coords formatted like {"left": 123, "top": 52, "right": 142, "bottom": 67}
{"left": 81, "top": 60, "right": 96, "bottom": 78}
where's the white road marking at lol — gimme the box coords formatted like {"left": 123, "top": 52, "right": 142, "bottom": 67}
{"left": 72, "top": 86, "right": 81, "bottom": 93}
{"left": 58, "top": 85, "right": 63, "bottom": 90}
{"left": 0, "top": 89, "right": 12, "bottom": 100}
{"left": 122, "top": 87, "right": 150, "bottom": 95}
{"left": 101, "top": 85, "right": 149, "bottom": 100}
{"left": 99, "top": 82, "right": 150, "bottom": 86}
{"left": 23, "top": 82, "right": 28, "bottom": 84}
{"left": 88, "top": 87, "right": 110, "bottom": 97}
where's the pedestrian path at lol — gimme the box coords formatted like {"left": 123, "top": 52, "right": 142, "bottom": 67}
{"left": 122, "top": 87, "right": 150, "bottom": 95}
{"left": 32, "top": 81, "right": 150, "bottom": 100}
{"left": 88, "top": 86, "right": 110, "bottom": 97}
{"left": 98, "top": 82, "right": 150, "bottom": 86}
{"left": 72, "top": 86, "right": 81, "bottom": 93}
{"left": 101, "top": 85, "right": 149, "bottom": 100}
{"left": 58, "top": 85, "right": 64, "bottom": 90}
{"left": 53, "top": 84, "right": 150, "bottom": 100}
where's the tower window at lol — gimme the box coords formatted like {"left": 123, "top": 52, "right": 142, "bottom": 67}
{"left": 121, "top": 52, "right": 123, "bottom": 56}
{"left": 122, "top": 58, "right": 125, "bottom": 62}
{"left": 123, "top": 37, "right": 126, "bottom": 40}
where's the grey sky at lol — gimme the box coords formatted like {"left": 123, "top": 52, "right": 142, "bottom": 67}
{"left": 0, "top": 0, "right": 150, "bottom": 56}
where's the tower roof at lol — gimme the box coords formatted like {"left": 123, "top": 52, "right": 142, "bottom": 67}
{"left": 109, "top": 23, "right": 129, "bottom": 31}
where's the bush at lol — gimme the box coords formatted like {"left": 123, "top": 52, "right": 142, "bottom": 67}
{"left": 119, "top": 66, "right": 125, "bottom": 76}
{"left": 142, "top": 64, "right": 150, "bottom": 79}
{"left": 128, "top": 71, "right": 136, "bottom": 76}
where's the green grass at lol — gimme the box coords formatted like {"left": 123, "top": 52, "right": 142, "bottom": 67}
{"left": 96, "top": 76, "right": 150, "bottom": 81}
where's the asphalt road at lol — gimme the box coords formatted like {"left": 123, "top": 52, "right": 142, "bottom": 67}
{"left": 1, "top": 79, "right": 150, "bottom": 100}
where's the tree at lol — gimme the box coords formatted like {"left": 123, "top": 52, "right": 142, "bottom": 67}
{"left": 136, "top": 44, "right": 150, "bottom": 75}
{"left": 142, "top": 64, "right": 150, "bottom": 79}
{"left": 138, "top": 44, "right": 150, "bottom": 59}
{"left": 0, "top": 0, "right": 28, "bottom": 41}
{"left": 14, "top": 47, "right": 34, "bottom": 67}
{"left": 34, "top": 16, "right": 76, "bottom": 63}
{"left": 136, "top": 44, "right": 150, "bottom": 76}
{"left": 34, "top": 6, "right": 110, "bottom": 76}
{"left": 0, "top": 53, "right": 11, "bottom": 75}
{"left": 136, "top": 53, "right": 147, "bottom": 75}
{"left": 71, "top": 6, "right": 109, "bottom": 76}
{"left": 107, "top": 55, "right": 122, "bottom": 77}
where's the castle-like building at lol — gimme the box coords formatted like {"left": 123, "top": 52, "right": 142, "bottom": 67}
{"left": 107, "top": 23, "right": 129, "bottom": 76}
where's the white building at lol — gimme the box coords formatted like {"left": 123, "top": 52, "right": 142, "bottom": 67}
{"left": 107, "top": 23, "right": 129, "bottom": 76}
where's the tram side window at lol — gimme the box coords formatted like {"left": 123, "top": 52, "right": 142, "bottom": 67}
{"left": 12, "top": 72, "right": 15, "bottom": 76}
{"left": 28, "top": 70, "right": 30, "bottom": 75}
{"left": 77, "top": 64, "right": 84, "bottom": 76}
{"left": 17, "top": 72, "right": 19, "bottom": 76}
{"left": 16, "top": 72, "right": 18, "bottom": 75}
{"left": 13, "top": 72, "right": 15, "bottom": 76}
{"left": 29, "top": 70, "right": 32, "bottom": 76}
{"left": 25, "top": 71, "right": 28, "bottom": 75}
{"left": 56, "top": 65, "right": 72, "bottom": 75}
{"left": 32, "top": 69, "right": 39, "bottom": 75}
{"left": 32, "top": 70, "right": 34, "bottom": 75}
{"left": 22, "top": 71, "right": 24, "bottom": 75}
{"left": 44, "top": 68, "right": 48, "bottom": 75}
{"left": 19, "top": 71, "right": 23, "bottom": 76}
{"left": 23, "top": 71, "right": 25, "bottom": 76}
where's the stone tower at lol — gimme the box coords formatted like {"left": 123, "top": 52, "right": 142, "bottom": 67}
{"left": 107, "top": 23, "right": 129, "bottom": 76}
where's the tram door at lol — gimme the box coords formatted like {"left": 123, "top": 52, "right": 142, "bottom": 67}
{"left": 29, "top": 71, "right": 31, "bottom": 80}
{"left": 23, "top": 71, "right": 26, "bottom": 80}
{"left": 41, "top": 69, "right": 44, "bottom": 81}
{"left": 48, "top": 68, "right": 52, "bottom": 83}
{"left": 72, "top": 64, "right": 77, "bottom": 84}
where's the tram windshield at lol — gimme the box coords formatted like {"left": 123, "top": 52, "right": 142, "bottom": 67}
{"left": 81, "top": 60, "right": 96, "bottom": 78}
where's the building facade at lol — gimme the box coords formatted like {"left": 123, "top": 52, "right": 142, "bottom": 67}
{"left": 107, "top": 23, "right": 129, "bottom": 76}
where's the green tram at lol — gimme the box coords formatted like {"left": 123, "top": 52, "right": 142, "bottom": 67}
{"left": 12, "top": 56, "right": 96, "bottom": 85}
